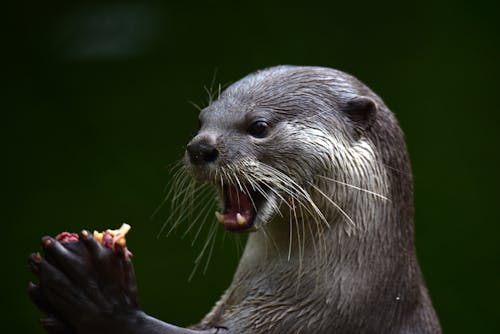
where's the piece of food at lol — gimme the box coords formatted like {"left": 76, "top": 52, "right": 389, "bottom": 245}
{"left": 55, "top": 223, "right": 132, "bottom": 257}
{"left": 93, "top": 223, "right": 131, "bottom": 251}
{"left": 56, "top": 232, "right": 79, "bottom": 243}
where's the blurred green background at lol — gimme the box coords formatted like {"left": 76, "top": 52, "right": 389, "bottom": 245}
{"left": 4, "top": 1, "right": 499, "bottom": 333}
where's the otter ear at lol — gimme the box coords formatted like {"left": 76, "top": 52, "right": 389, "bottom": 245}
{"left": 344, "top": 96, "right": 377, "bottom": 131}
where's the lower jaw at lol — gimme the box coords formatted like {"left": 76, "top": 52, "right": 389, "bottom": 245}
{"left": 224, "top": 223, "right": 257, "bottom": 233}
{"left": 217, "top": 213, "right": 258, "bottom": 233}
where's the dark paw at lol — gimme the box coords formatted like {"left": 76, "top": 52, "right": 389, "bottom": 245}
{"left": 28, "top": 231, "right": 138, "bottom": 333}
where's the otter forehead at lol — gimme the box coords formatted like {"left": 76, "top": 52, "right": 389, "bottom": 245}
{"left": 198, "top": 98, "right": 284, "bottom": 133}
{"left": 199, "top": 66, "right": 359, "bottom": 130}
{"left": 222, "top": 65, "right": 361, "bottom": 104}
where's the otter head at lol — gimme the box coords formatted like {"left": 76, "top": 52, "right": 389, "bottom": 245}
{"left": 184, "top": 66, "right": 389, "bottom": 235}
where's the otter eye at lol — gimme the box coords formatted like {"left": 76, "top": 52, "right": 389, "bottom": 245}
{"left": 247, "top": 120, "right": 269, "bottom": 138}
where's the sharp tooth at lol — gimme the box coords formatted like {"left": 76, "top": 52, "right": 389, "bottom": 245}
{"left": 236, "top": 213, "right": 247, "bottom": 225}
{"left": 215, "top": 211, "right": 225, "bottom": 224}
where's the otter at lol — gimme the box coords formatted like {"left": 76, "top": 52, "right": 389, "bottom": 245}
{"left": 28, "top": 65, "right": 441, "bottom": 334}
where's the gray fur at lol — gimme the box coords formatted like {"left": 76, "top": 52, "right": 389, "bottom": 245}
{"left": 185, "top": 66, "right": 441, "bottom": 334}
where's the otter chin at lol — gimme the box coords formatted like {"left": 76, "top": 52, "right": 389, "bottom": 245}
{"left": 181, "top": 65, "right": 441, "bottom": 334}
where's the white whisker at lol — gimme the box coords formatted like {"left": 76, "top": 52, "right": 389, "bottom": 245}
{"left": 309, "top": 182, "right": 356, "bottom": 230}
{"left": 318, "top": 175, "right": 390, "bottom": 201}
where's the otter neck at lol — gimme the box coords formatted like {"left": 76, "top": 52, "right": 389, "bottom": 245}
{"left": 238, "top": 207, "right": 401, "bottom": 278}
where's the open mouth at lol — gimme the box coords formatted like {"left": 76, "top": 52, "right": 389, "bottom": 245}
{"left": 214, "top": 184, "right": 266, "bottom": 232}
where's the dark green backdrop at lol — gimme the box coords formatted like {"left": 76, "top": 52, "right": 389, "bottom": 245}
{"left": 4, "top": 2, "right": 499, "bottom": 333}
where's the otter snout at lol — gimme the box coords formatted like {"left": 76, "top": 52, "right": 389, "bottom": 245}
{"left": 184, "top": 134, "right": 222, "bottom": 182}
{"left": 186, "top": 142, "right": 219, "bottom": 165}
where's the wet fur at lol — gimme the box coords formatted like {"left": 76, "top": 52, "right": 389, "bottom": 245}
{"left": 181, "top": 66, "right": 441, "bottom": 333}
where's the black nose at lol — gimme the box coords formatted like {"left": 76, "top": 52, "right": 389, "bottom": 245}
{"left": 187, "top": 142, "right": 219, "bottom": 165}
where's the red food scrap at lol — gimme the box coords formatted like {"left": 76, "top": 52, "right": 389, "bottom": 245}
{"left": 56, "top": 232, "right": 79, "bottom": 243}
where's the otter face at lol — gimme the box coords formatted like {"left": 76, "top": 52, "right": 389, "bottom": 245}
{"left": 184, "top": 66, "right": 380, "bottom": 234}
{"left": 185, "top": 99, "right": 292, "bottom": 233}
